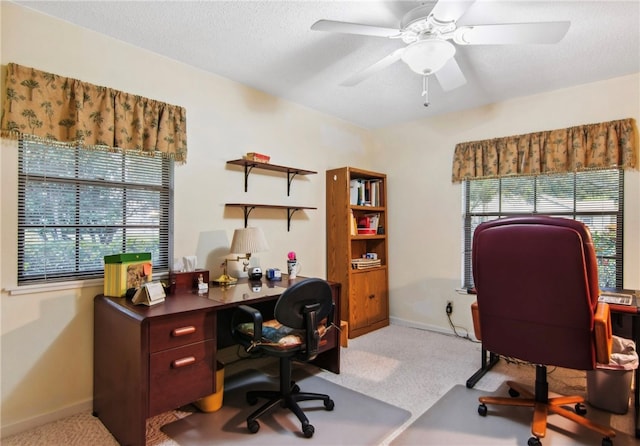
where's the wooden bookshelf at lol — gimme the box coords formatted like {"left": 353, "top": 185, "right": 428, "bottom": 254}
{"left": 326, "top": 167, "right": 389, "bottom": 338}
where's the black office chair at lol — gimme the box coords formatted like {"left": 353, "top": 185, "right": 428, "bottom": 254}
{"left": 231, "top": 278, "right": 335, "bottom": 438}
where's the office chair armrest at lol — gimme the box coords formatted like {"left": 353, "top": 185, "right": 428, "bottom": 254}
{"left": 471, "top": 301, "right": 482, "bottom": 341}
{"left": 594, "top": 302, "right": 613, "bottom": 365}
{"left": 232, "top": 304, "right": 264, "bottom": 344}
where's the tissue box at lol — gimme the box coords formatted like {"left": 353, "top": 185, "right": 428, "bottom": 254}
{"left": 104, "top": 253, "right": 152, "bottom": 297}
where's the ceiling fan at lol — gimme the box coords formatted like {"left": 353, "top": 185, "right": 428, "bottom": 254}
{"left": 311, "top": 0, "right": 570, "bottom": 98}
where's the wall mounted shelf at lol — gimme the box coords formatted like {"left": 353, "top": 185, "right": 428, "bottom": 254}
{"left": 225, "top": 203, "right": 317, "bottom": 231}
{"left": 226, "top": 159, "right": 317, "bottom": 196}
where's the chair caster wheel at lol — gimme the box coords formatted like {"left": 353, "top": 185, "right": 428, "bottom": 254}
{"left": 602, "top": 436, "right": 613, "bottom": 446}
{"left": 324, "top": 398, "right": 335, "bottom": 411}
{"left": 291, "top": 384, "right": 300, "bottom": 393}
{"left": 575, "top": 403, "right": 587, "bottom": 415}
{"left": 508, "top": 387, "right": 520, "bottom": 398}
{"left": 247, "top": 419, "right": 260, "bottom": 434}
{"left": 478, "top": 403, "right": 487, "bottom": 416}
{"left": 528, "top": 436, "right": 542, "bottom": 446}
{"left": 302, "top": 423, "right": 314, "bottom": 438}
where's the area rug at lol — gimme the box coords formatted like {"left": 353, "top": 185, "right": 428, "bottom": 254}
{"left": 391, "top": 384, "right": 636, "bottom": 445}
{"left": 162, "top": 368, "right": 411, "bottom": 445}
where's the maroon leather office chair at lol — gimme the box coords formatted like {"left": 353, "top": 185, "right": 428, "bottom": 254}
{"left": 472, "top": 216, "right": 615, "bottom": 446}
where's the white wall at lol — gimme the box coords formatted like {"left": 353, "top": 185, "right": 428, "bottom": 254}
{"left": 0, "top": 2, "right": 372, "bottom": 436}
{"left": 2, "top": 1, "right": 639, "bottom": 438}
{"left": 372, "top": 73, "right": 640, "bottom": 336}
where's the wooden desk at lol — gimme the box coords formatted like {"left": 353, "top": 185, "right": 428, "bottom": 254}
{"left": 92, "top": 277, "right": 341, "bottom": 446}
{"left": 466, "top": 292, "right": 640, "bottom": 438}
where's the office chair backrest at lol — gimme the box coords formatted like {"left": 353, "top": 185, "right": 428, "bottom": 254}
{"left": 274, "top": 278, "right": 333, "bottom": 328}
{"left": 274, "top": 278, "right": 334, "bottom": 359}
{"left": 472, "top": 216, "right": 600, "bottom": 370}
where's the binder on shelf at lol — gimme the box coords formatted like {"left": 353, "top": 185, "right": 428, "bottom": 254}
{"left": 350, "top": 180, "right": 360, "bottom": 205}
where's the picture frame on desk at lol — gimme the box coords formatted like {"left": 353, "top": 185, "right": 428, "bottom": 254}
{"left": 131, "top": 282, "right": 166, "bottom": 306}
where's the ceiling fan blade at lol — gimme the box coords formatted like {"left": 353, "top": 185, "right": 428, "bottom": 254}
{"left": 455, "top": 21, "right": 571, "bottom": 45}
{"left": 311, "top": 19, "right": 399, "bottom": 38}
{"left": 431, "top": 0, "right": 476, "bottom": 22}
{"left": 341, "top": 48, "right": 406, "bottom": 86}
{"left": 434, "top": 57, "right": 467, "bottom": 91}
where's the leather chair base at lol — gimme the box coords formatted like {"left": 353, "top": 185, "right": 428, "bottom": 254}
{"left": 479, "top": 378, "right": 616, "bottom": 440}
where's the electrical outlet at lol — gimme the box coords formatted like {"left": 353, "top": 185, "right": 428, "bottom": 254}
{"left": 446, "top": 301, "right": 453, "bottom": 315}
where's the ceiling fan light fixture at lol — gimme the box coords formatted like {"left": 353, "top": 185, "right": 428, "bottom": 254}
{"left": 400, "top": 39, "right": 456, "bottom": 75}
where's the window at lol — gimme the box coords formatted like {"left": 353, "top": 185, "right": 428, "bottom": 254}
{"left": 18, "top": 138, "right": 173, "bottom": 285}
{"left": 463, "top": 169, "right": 623, "bottom": 289}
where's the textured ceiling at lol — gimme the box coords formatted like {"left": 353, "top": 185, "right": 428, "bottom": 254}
{"left": 13, "top": 1, "right": 640, "bottom": 129}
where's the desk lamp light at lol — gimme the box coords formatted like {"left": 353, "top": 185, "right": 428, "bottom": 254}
{"left": 216, "top": 227, "right": 269, "bottom": 284}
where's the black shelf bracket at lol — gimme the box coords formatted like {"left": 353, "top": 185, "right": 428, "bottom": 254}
{"left": 243, "top": 164, "right": 256, "bottom": 192}
{"left": 241, "top": 205, "right": 256, "bottom": 228}
{"left": 287, "top": 207, "right": 302, "bottom": 232}
{"left": 286, "top": 170, "right": 300, "bottom": 196}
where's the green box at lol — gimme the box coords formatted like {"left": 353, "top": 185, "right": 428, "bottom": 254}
{"left": 104, "top": 252, "right": 152, "bottom": 264}
{"left": 104, "top": 252, "right": 153, "bottom": 297}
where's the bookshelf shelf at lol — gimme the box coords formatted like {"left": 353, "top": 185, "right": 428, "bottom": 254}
{"left": 326, "top": 166, "right": 389, "bottom": 339}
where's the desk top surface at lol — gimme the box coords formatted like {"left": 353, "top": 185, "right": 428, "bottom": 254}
{"left": 96, "top": 277, "right": 333, "bottom": 319}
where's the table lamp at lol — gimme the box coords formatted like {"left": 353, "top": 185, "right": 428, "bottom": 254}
{"left": 216, "top": 227, "right": 269, "bottom": 283}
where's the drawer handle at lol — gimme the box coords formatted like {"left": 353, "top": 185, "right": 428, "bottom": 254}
{"left": 172, "top": 326, "right": 196, "bottom": 337}
{"left": 172, "top": 356, "right": 196, "bottom": 368}
{"left": 369, "top": 294, "right": 375, "bottom": 299}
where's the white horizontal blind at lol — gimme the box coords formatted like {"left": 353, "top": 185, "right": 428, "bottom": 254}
{"left": 18, "top": 139, "right": 173, "bottom": 284}
{"left": 463, "top": 169, "right": 623, "bottom": 289}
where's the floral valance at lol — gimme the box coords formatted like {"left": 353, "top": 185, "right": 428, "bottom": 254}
{"left": 1, "top": 63, "right": 187, "bottom": 163}
{"left": 451, "top": 118, "right": 638, "bottom": 183}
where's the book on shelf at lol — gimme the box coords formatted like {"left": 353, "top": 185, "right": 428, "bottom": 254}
{"left": 350, "top": 178, "right": 382, "bottom": 206}
{"left": 365, "top": 213, "right": 380, "bottom": 231}
{"left": 351, "top": 258, "right": 382, "bottom": 269}
{"left": 350, "top": 210, "right": 357, "bottom": 236}
{"left": 350, "top": 180, "right": 360, "bottom": 206}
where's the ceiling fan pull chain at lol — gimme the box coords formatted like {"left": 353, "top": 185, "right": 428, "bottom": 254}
{"left": 422, "top": 75, "right": 430, "bottom": 107}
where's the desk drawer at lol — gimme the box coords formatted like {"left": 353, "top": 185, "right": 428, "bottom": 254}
{"left": 149, "top": 312, "right": 215, "bottom": 352}
{"left": 149, "top": 339, "right": 216, "bottom": 415}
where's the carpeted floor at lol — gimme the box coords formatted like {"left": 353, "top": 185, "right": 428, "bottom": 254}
{"left": 161, "top": 368, "right": 411, "bottom": 445}
{"left": 391, "top": 384, "right": 637, "bottom": 445}
{"left": 2, "top": 324, "right": 636, "bottom": 445}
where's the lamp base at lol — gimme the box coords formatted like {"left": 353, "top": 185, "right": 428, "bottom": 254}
{"left": 213, "top": 274, "right": 237, "bottom": 284}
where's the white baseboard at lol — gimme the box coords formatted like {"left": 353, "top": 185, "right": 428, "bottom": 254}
{"left": 389, "top": 316, "right": 454, "bottom": 336}
{"left": 0, "top": 399, "right": 93, "bottom": 439}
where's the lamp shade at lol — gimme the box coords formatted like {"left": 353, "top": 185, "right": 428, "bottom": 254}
{"left": 229, "top": 227, "right": 269, "bottom": 254}
{"left": 401, "top": 39, "right": 456, "bottom": 75}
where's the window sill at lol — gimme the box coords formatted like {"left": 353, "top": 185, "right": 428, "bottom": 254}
{"left": 5, "top": 272, "right": 168, "bottom": 296}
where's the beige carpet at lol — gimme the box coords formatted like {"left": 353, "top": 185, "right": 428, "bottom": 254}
{"left": 392, "top": 384, "right": 637, "bottom": 445}
{"left": 161, "top": 368, "right": 411, "bottom": 445}
{"left": 2, "top": 324, "right": 636, "bottom": 445}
